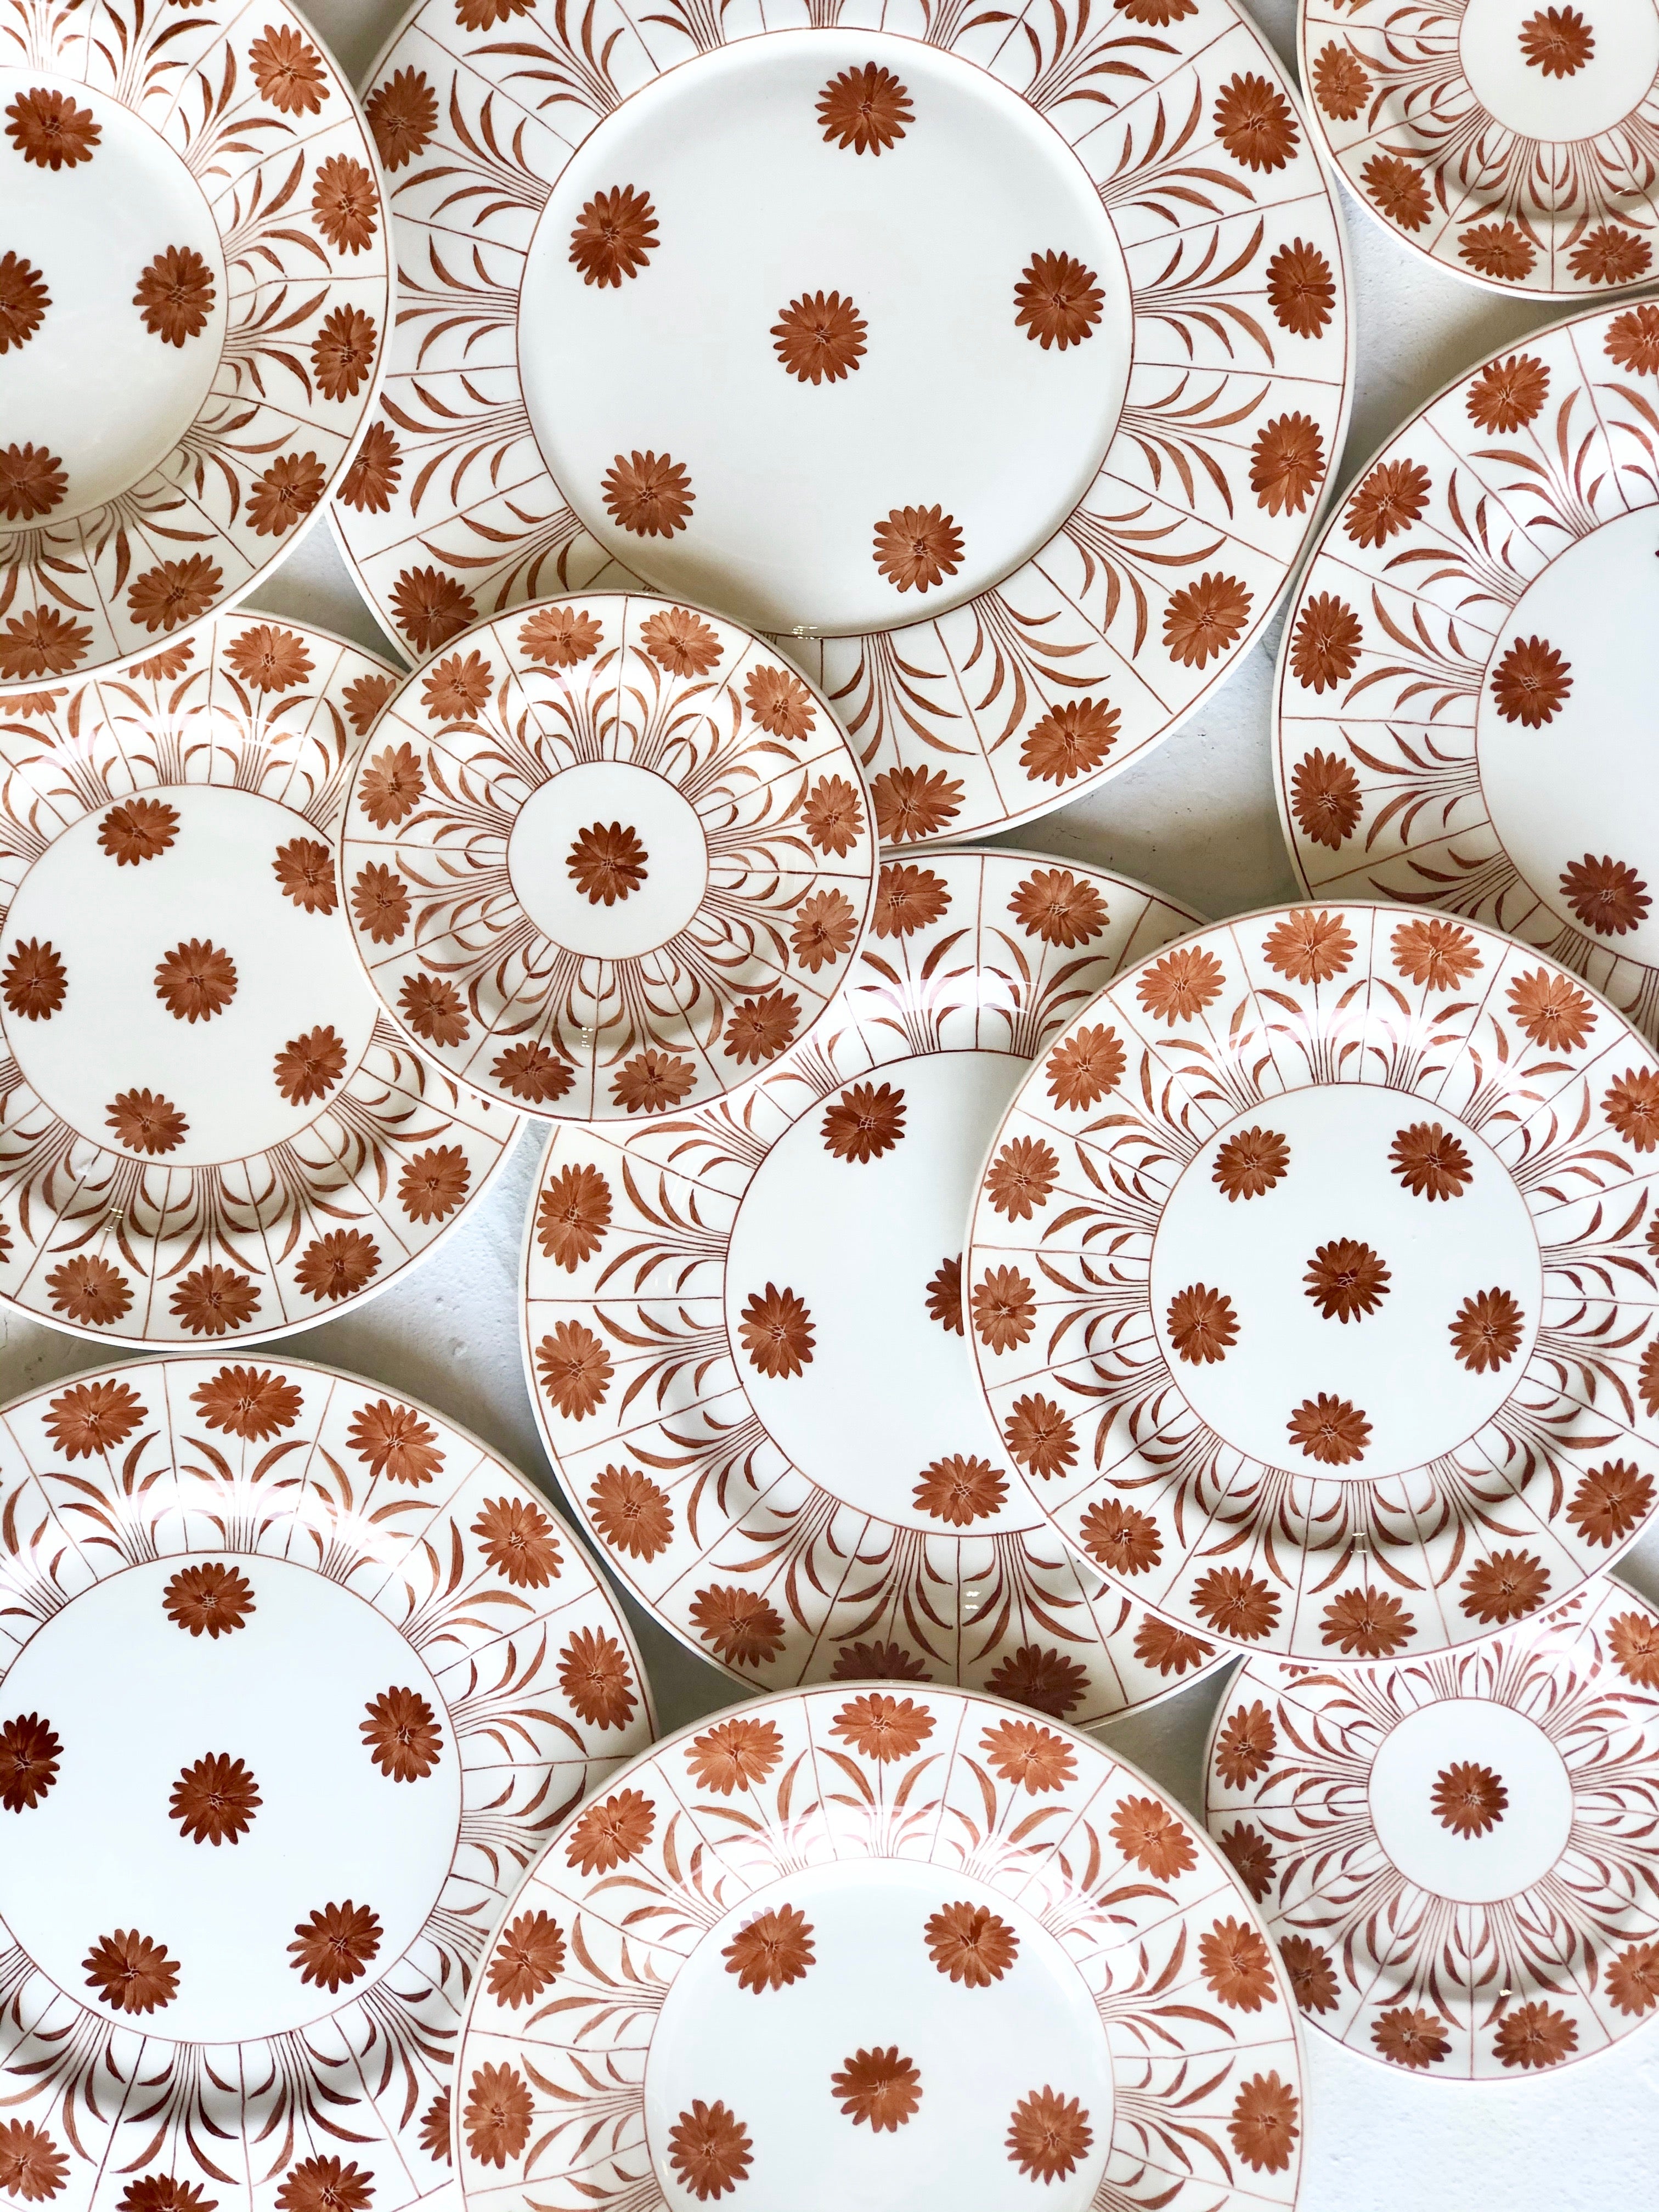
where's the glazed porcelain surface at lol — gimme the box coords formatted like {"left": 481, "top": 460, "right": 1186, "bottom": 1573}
{"left": 338, "top": 594, "right": 877, "bottom": 1120}
{"left": 333, "top": 0, "right": 1353, "bottom": 843}
{"left": 0, "top": 1354, "right": 654, "bottom": 2212}
{"left": 455, "top": 1683, "right": 1305, "bottom": 2212}
{"left": 0, "top": 0, "right": 391, "bottom": 689}
{"left": 966, "top": 902, "right": 1659, "bottom": 1660}
{"left": 0, "top": 616, "right": 517, "bottom": 1345}
{"left": 1205, "top": 1578, "right": 1659, "bottom": 2078}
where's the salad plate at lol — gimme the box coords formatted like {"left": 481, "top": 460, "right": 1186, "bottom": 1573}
{"left": 334, "top": 0, "right": 1353, "bottom": 845}
{"left": 522, "top": 848, "right": 1229, "bottom": 1719}
{"left": 1276, "top": 302, "right": 1659, "bottom": 1049}
{"left": 454, "top": 1683, "right": 1304, "bottom": 2212}
{"left": 0, "top": 0, "right": 391, "bottom": 690}
{"left": 1206, "top": 1577, "right": 1659, "bottom": 2078}
{"left": 0, "top": 1353, "right": 654, "bottom": 2212}
{"left": 339, "top": 595, "right": 877, "bottom": 1121}
{"left": 0, "top": 614, "right": 517, "bottom": 1345}
{"left": 965, "top": 902, "right": 1659, "bottom": 1661}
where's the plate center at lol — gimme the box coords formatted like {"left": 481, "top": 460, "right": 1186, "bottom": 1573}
{"left": 517, "top": 27, "right": 1131, "bottom": 637}
{"left": 1368, "top": 1696, "right": 1572, "bottom": 1903}
{"left": 644, "top": 1859, "right": 1113, "bottom": 2211}
{"left": 0, "top": 1552, "right": 460, "bottom": 2044}
{"left": 725, "top": 1048, "right": 1042, "bottom": 1532}
{"left": 507, "top": 758, "right": 710, "bottom": 958}
{"left": 1457, "top": 0, "right": 1659, "bottom": 139}
{"left": 1475, "top": 503, "right": 1659, "bottom": 966}
{"left": 0, "top": 71, "right": 227, "bottom": 523}
{"left": 1148, "top": 1084, "right": 1542, "bottom": 1480}
{"left": 2, "top": 786, "right": 379, "bottom": 1167}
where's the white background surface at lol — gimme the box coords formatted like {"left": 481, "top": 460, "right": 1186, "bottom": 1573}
{"left": 5, "top": 0, "right": 1658, "bottom": 2198}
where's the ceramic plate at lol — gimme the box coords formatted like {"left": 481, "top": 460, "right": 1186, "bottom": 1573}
{"left": 1205, "top": 1576, "right": 1659, "bottom": 2078}
{"left": 1302, "top": 0, "right": 1659, "bottom": 296}
{"left": 964, "top": 901, "right": 1659, "bottom": 1662}
{"left": 1275, "top": 303, "right": 1659, "bottom": 1052}
{"left": 340, "top": 594, "right": 877, "bottom": 1121}
{"left": 332, "top": 0, "right": 1353, "bottom": 846}
{"left": 522, "top": 848, "right": 1233, "bottom": 1720}
{"left": 0, "top": 1352, "right": 654, "bottom": 2212}
{"left": 0, "top": 0, "right": 390, "bottom": 690}
{"left": 0, "top": 614, "right": 518, "bottom": 1345}
{"left": 454, "top": 1683, "right": 1304, "bottom": 2212}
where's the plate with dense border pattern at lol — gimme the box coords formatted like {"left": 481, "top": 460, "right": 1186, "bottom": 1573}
{"left": 0, "top": 1353, "right": 654, "bottom": 2212}
{"left": 0, "top": 614, "right": 518, "bottom": 1346}
{"left": 521, "top": 846, "right": 1232, "bottom": 1719}
{"left": 0, "top": 0, "right": 390, "bottom": 691}
{"left": 454, "top": 1683, "right": 1303, "bottom": 2212}
{"left": 1205, "top": 1576, "right": 1659, "bottom": 2079}
{"left": 1275, "top": 302, "right": 1659, "bottom": 1049}
{"left": 1302, "top": 0, "right": 1659, "bottom": 297}
{"left": 338, "top": 594, "right": 876, "bottom": 1121}
{"left": 965, "top": 902, "right": 1659, "bottom": 1661}
{"left": 331, "top": 0, "right": 1352, "bottom": 847}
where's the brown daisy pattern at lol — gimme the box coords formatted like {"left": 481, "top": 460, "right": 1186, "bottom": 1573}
{"left": 487, "top": 1910, "right": 566, "bottom": 2008}
{"left": 737, "top": 1284, "right": 815, "bottom": 1378}
{"left": 1559, "top": 855, "right": 1650, "bottom": 937}
{"left": 771, "top": 289, "right": 867, "bottom": 383}
{"left": 0, "top": 445, "right": 67, "bottom": 524}
{"left": 1491, "top": 635, "right": 1572, "bottom": 727}
{"left": 83, "top": 1930, "right": 178, "bottom": 2016}
{"left": 289, "top": 1901, "right": 382, "bottom": 1992}
{"left": 163, "top": 1562, "right": 255, "bottom": 1639}
{"left": 1213, "top": 72, "right": 1297, "bottom": 170}
{"left": 360, "top": 1686, "right": 442, "bottom": 1781}
{"left": 0, "top": 1715, "right": 61, "bottom": 1813}
{"left": 872, "top": 505, "right": 964, "bottom": 594}
{"left": 1250, "top": 411, "right": 1324, "bottom": 515}
{"left": 154, "top": 939, "right": 236, "bottom": 1023}
{"left": 169, "top": 1753, "right": 262, "bottom": 1846}
{"left": 569, "top": 185, "right": 658, "bottom": 286}
{"left": 831, "top": 2047, "right": 922, "bottom": 2131}
{"left": 601, "top": 450, "right": 693, "bottom": 537}
{"left": 5, "top": 87, "right": 99, "bottom": 168}
{"left": 817, "top": 63, "right": 912, "bottom": 154}
{"left": 912, "top": 1453, "right": 1007, "bottom": 1525}
{"left": 567, "top": 822, "right": 648, "bottom": 905}
{"left": 666, "top": 2101, "right": 752, "bottom": 2199}
{"left": 1166, "top": 1283, "right": 1238, "bottom": 1363}
{"left": 1390, "top": 1120, "right": 1472, "bottom": 1200}
{"left": 1431, "top": 1760, "right": 1507, "bottom": 1837}
{"left": 464, "top": 2063, "right": 533, "bottom": 2168}
{"left": 1019, "top": 698, "right": 1119, "bottom": 783}
{"left": 723, "top": 1905, "right": 815, "bottom": 1993}
{"left": 1304, "top": 1238, "right": 1390, "bottom": 1323}
{"left": 133, "top": 247, "right": 216, "bottom": 347}
{"left": 925, "top": 1901, "right": 1018, "bottom": 1987}
{"left": 1289, "top": 592, "right": 1361, "bottom": 693}
{"left": 1013, "top": 250, "right": 1104, "bottom": 349}
{"left": 687, "top": 1716, "right": 783, "bottom": 1797}
{"left": 0, "top": 252, "right": 49, "bottom": 354}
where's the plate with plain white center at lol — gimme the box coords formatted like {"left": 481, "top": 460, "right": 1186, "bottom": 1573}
{"left": 522, "top": 847, "right": 1232, "bottom": 1717}
{"left": 454, "top": 1684, "right": 1305, "bottom": 2212}
{"left": 334, "top": 0, "right": 1353, "bottom": 844}
{"left": 0, "top": 615, "right": 517, "bottom": 1346}
{"left": 0, "top": 1354, "right": 654, "bottom": 2212}
{"left": 965, "top": 901, "right": 1659, "bottom": 1661}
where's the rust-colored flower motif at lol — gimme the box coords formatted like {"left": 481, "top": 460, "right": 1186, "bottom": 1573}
{"left": 359, "top": 743, "right": 426, "bottom": 829}
{"left": 1137, "top": 944, "right": 1225, "bottom": 1024}
{"left": 823, "top": 1079, "right": 906, "bottom": 1161}
{"left": 521, "top": 603, "right": 602, "bottom": 667}
{"left": 1013, "top": 250, "right": 1104, "bottom": 349}
{"left": 667, "top": 2101, "right": 752, "bottom": 2199}
{"left": 1213, "top": 72, "right": 1297, "bottom": 169}
{"left": 1363, "top": 151, "right": 1431, "bottom": 230}
{"left": 128, "top": 554, "right": 223, "bottom": 635}
{"left": 1266, "top": 238, "right": 1335, "bottom": 338}
{"left": 312, "top": 304, "right": 378, "bottom": 402}
{"left": 289, "top": 1900, "right": 382, "bottom": 1991}
{"left": 1461, "top": 222, "right": 1537, "bottom": 281}
{"left": 1019, "top": 697, "right": 1119, "bottom": 783}
{"left": 274, "top": 837, "right": 336, "bottom": 913}
{"left": 343, "top": 673, "right": 397, "bottom": 732}
{"left": 190, "top": 1365, "right": 301, "bottom": 1441}
{"left": 1520, "top": 3, "right": 1593, "bottom": 71}
{"left": 1228, "top": 2072, "right": 1298, "bottom": 2173}
{"left": 1006, "top": 2088, "right": 1092, "bottom": 2182}
{"left": 1009, "top": 867, "right": 1107, "bottom": 947}
{"left": 1141, "top": 1616, "right": 1217, "bottom": 1678}
{"left": 274, "top": 1024, "right": 347, "bottom": 1107}
{"left": 802, "top": 773, "right": 865, "bottom": 855}
{"left": 5, "top": 87, "right": 99, "bottom": 167}
{"left": 1215, "top": 1700, "right": 1277, "bottom": 1788}
{"left": 872, "top": 506, "right": 964, "bottom": 595}
{"left": 1566, "top": 1458, "right": 1655, "bottom": 1547}
{"left": 1345, "top": 458, "right": 1431, "bottom": 548}
{"left": 791, "top": 888, "right": 857, "bottom": 972}
{"left": 1462, "top": 1549, "right": 1550, "bottom": 1624}
{"left": 464, "top": 2062, "right": 532, "bottom": 2168}
{"left": 612, "top": 1047, "right": 697, "bottom": 1114}
{"left": 1571, "top": 226, "right": 1651, "bottom": 285}
{"left": 1166, "top": 1283, "right": 1239, "bottom": 1364}
{"left": 84, "top": 1929, "right": 178, "bottom": 2014}
{"left": 569, "top": 184, "right": 657, "bottom": 285}
{"left": 1507, "top": 966, "right": 1593, "bottom": 1051}
{"left": 360, "top": 1686, "right": 442, "bottom": 1781}
{"left": 1250, "top": 411, "right": 1324, "bottom": 515}
{"left": 1280, "top": 1934, "right": 1339, "bottom": 2014}
{"left": 1110, "top": 1793, "right": 1196, "bottom": 1877}
{"left": 1321, "top": 1585, "right": 1413, "bottom": 1655}
{"left": 602, "top": 450, "right": 693, "bottom": 537}
{"left": 163, "top": 1561, "right": 254, "bottom": 1638}
{"left": 347, "top": 1399, "right": 442, "bottom": 1485}
{"left": 1305, "top": 1238, "right": 1390, "bottom": 1323}
{"left": 832, "top": 1639, "right": 930, "bottom": 1680}
{"left": 1212, "top": 1125, "right": 1290, "bottom": 1201}
{"left": 724, "top": 1905, "right": 816, "bottom": 1993}
{"left": 817, "top": 63, "right": 913, "bottom": 154}
{"left": 1468, "top": 353, "right": 1549, "bottom": 433}
{"left": 690, "top": 1583, "right": 786, "bottom": 1669}
{"left": 1312, "top": 40, "right": 1370, "bottom": 117}
{"left": 558, "top": 1626, "right": 636, "bottom": 1730}
{"left": 1263, "top": 907, "right": 1356, "bottom": 985}
{"left": 972, "top": 1265, "right": 1036, "bottom": 1353}
{"left": 537, "top": 1163, "right": 612, "bottom": 1272}
{"left": 0, "top": 443, "right": 65, "bottom": 523}
{"left": 986, "top": 1136, "right": 1059, "bottom": 1221}
{"left": 133, "top": 244, "right": 216, "bottom": 347}
{"left": 0, "top": 252, "right": 49, "bottom": 354}
{"left": 338, "top": 421, "right": 401, "bottom": 514}
{"left": 724, "top": 990, "right": 800, "bottom": 1065}
{"left": 1608, "top": 304, "right": 1659, "bottom": 374}
{"left": 1192, "top": 1566, "right": 1280, "bottom": 1641}
{"left": 105, "top": 1088, "right": 187, "bottom": 1156}
{"left": 981, "top": 1718, "right": 1076, "bottom": 1794}
{"left": 46, "top": 1255, "right": 132, "bottom": 1327}
{"left": 1164, "top": 571, "right": 1251, "bottom": 668}
{"left": 275, "top": 2158, "right": 372, "bottom": 2212}
{"left": 1200, "top": 1916, "right": 1274, "bottom": 2010}
{"left": 913, "top": 1453, "right": 1006, "bottom": 1525}
{"left": 640, "top": 603, "right": 721, "bottom": 675}
{"left": 120, "top": 2177, "right": 215, "bottom": 2212}
{"left": 228, "top": 624, "right": 313, "bottom": 694}
{"left": 170, "top": 1752, "right": 261, "bottom": 1846}
{"left": 473, "top": 1494, "right": 563, "bottom": 1586}
{"left": 1116, "top": 0, "right": 1198, "bottom": 19}
{"left": 0, "top": 607, "right": 91, "bottom": 681}
{"left": 1081, "top": 1496, "right": 1162, "bottom": 1574}
{"left": 926, "top": 1903, "right": 1018, "bottom": 1987}
{"left": 1606, "top": 1067, "right": 1659, "bottom": 1151}
{"left": 772, "top": 289, "right": 867, "bottom": 382}
{"left": 986, "top": 1643, "right": 1087, "bottom": 1718}
{"left": 1219, "top": 1819, "right": 1274, "bottom": 1900}
{"left": 1288, "top": 1393, "right": 1371, "bottom": 1465}
{"left": 250, "top": 24, "right": 328, "bottom": 112}
{"left": 130, "top": 642, "right": 194, "bottom": 681}
{"left": 1290, "top": 747, "right": 1361, "bottom": 848}
{"left": 0, "top": 1715, "right": 60, "bottom": 1813}
{"left": 687, "top": 1716, "right": 783, "bottom": 1795}
{"left": 872, "top": 763, "right": 964, "bottom": 843}
{"left": 567, "top": 821, "right": 647, "bottom": 906}
{"left": 747, "top": 663, "right": 816, "bottom": 737}
{"left": 1289, "top": 591, "right": 1362, "bottom": 696}
{"left": 1430, "top": 1759, "right": 1506, "bottom": 1838}
{"left": 419, "top": 2096, "right": 451, "bottom": 2168}
{"left": 926, "top": 1254, "right": 964, "bottom": 1335}
{"left": 390, "top": 568, "right": 476, "bottom": 654}
{"left": 1390, "top": 1119, "right": 1473, "bottom": 1199}
{"left": 1491, "top": 634, "right": 1572, "bottom": 727}
{"left": 398, "top": 973, "right": 468, "bottom": 1049}
{"left": 494, "top": 1041, "right": 576, "bottom": 1102}
{"left": 1610, "top": 1608, "right": 1659, "bottom": 1685}
{"left": 1560, "top": 853, "right": 1650, "bottom": 936}
{"left": 1494, "top": 2001, "right": 1578, "bottom": 2069}
{"left": 170, "top": 1265, "right": 259, "bottom": 1336}
{"left": 832, "top": 2047, "right": 921, "bottom": 2131}
{"left": 738, "top": 1283, "right": 815, "bottom": 1377}
{"left": 1607, "top": 1941, "right": 1659, "bottom": 2016}
{"left": 46, "top": 1379, "right": 145, "bottom": 1462}
{"left": 312, "top": 154, "right": 377, "bottom": 256}
{"left": 1448, "top": 1285, "right": 1524, "bottom": 1373}
{"left": 488, "top": 1910, "right": 566, "bottom": 2008}
{"left": 1373, "top": 2007, "right": 1450, "bottom": 2069}
{"left": 566, "top": 1786, "right": 654, "bottom": 1872}
{"left": 0, "top": 2124, "right": 66, "bottom": 2203}
{"left": 296, "top": 1229, "right": 380, "bottom": 1305}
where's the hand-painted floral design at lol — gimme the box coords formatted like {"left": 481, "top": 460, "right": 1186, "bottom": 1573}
{"left": 1006, "top": 2087, "right": 1093, "bottom": 2181}
{"left": 1312, "top": 40, "right": 1370, "bottom": 119}
{"left": 872, "top": 505, "right": 964, "bottom": 594}
{"left": 690, "top": 1585, "right": 787, "bottom": 1669}
{"left": 0, "top": 253, "right": 49, "bottom": 354}
{"left": 771, "top": 289, "right": 867, "bottom": 383}
{"left": 44, "top": 1379, "right": 145, "bottom": 1460}
{"left": 567, "top": 821, "right": 648, "bottom": 905}
{"left": 105, "top": 1089, "right": 188, "bottom": 1156}
{"left": 831, "top": 1692, "right": 936, "bottom": 1762}
{"left": 924, "top": 1901, "right": 1019, "bottom": 1986}
{"left": 667, "top": 2101, "right": 752, "bottom": 2199}
{"left": 0, "top": 1714, "right": 61, "bottom": 1813}
{"left": 5, "top": 87, "right": 99, "bottom": 168}
{"left": 193, "top": 1370, "right": 303, "bottom": 1445}
{"left": 83, "top": 1930, "right": 178, "bottom": 2015}
{"left": 1431, "top": 1760, "right": 1506, "bottom": 1837}
{"left": 1266, "top": 239, "right": 1336, "bottom": 337}
{"left": 817, "top": 64, "right": 912, "bottom": 154}
{"left": 1166, "top": 1283, "right": 1239, "bottom": 1364}
{"left": 1304, "top": 1238, "right": 1390, "bottom": 1323}
{"left": 1020, "top": 698, "right": 1120, "bottom": 783}
{"left": 163, "top": 1562, "right": 255, "bottom": 1639}
{"left": 1289, "top": 592, "right": 1362, "bottom": 693}
{"left": 289, "top": 1901, "right": 383, "bottom": 1992}
{"left": 1213, "top": 72, "right": 1297, "bottom": 170}
{"left": 361, "top": 1686, "right": 443, "bottom": 1780}
{"left": 569, "top": 186, "right": 658, "bottom": 286}
{"left": 488, "top": 1911, "right": 566, "bottom": 2007}
{"left": 723, "top": 1905, "right": 816, "bottom": 1992}
{"left": 601, "top": 451, "right": 693, "bottom": 537}
{"left": 1559, "top": 855, "right": 1650, "bottom": 937}
{"left": 133, "top": 247, "right": 216, "bottom": 347}
{"left": 687, "top": 1716, "right": 783, "bottom": 1796}
{"left": 0, "top": 445, "right": 66, "bottom": 523}
{"left": 170, "top": 1753, "right": 261, "bottom": 1845}
{"left": 832, "top": 2046, "right": 922, "bottom": 2131}
{"left": 464, "top": 2063, "right": 532, "bottom": 2168}
{"left": 153, "top": 940, "right": 237, "bottom": 1024}
{"left": 276, "top": 2159, "right": 373, "bottom": 2212}
{"left": 1013, "top": 251, "right": 1104, "bottom": 349}
{"left": 1566, "top": 1459, "right": 1655, "bottom": 1547}
{"left": 1390, "top": 1120, "right": 1472, "bottom": 1200}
